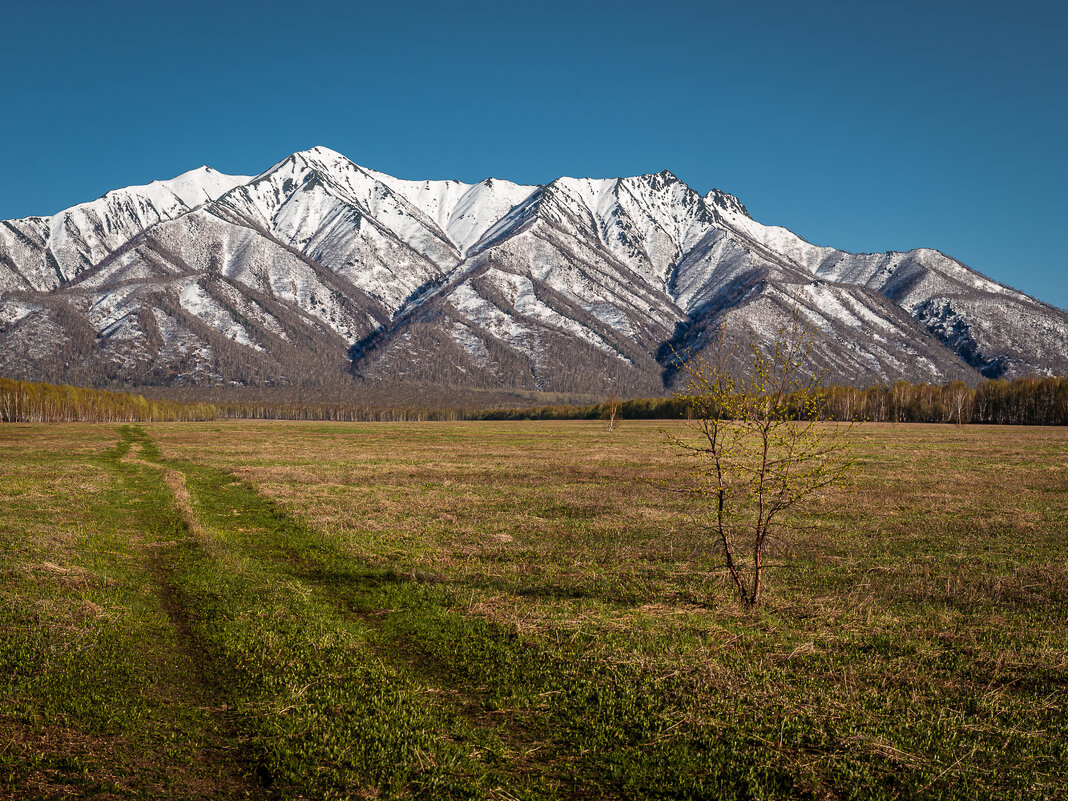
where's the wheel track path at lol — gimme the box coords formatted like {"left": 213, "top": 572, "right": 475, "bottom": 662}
{"left": 110, "top": 426, "right": 268, "bottom": 799}
{"left": 125, "top": 425, "right": 581, "bottom": 799}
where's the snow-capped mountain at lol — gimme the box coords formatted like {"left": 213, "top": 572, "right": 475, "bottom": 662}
{"left": 2, "top": 146, "right": 1066, "bottom": 394}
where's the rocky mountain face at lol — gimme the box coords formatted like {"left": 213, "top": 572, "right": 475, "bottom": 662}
{"left": 2, "top": 146, "right": 1066, "bottom": 396}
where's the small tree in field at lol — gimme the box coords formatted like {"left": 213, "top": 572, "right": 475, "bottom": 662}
{"left": 669, "top": 317, "right": 852, "bottom": 608}
{"left": 603, "top": 392, "right": 623, "bottom": 432}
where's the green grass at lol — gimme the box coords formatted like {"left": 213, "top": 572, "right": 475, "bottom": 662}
{"left": 0, "top": 426, "right": 256, "bottom": 798}
{"left": 1, "top": 420, "right": 1066, "bottom": 799}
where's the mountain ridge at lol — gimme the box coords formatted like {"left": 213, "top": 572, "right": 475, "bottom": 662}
{"left": 1, "top": 146, "right": 1065, "bottom": 395}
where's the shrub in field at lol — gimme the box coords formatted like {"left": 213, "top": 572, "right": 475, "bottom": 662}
{"left": 669, "top": 318, "right": 853, "bottom": 608}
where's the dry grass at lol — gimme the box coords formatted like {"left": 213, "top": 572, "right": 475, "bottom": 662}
{"left": 3, "top": 419, "right": 1066, "bottom": 798}
{"left": 146, "top": 420, "right": 1068, "bottom": 621}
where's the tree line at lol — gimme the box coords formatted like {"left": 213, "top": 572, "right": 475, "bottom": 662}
{"left": 473, "top": 375, "right": 1068, "bottom": 426}
{"left": 0, "top": 378, "right": 217, "bottom": 423}
{"left": 821, "top": 376, "right": 1068, "bottom": 425}
{"left": 0, "top": 377, "right": 482, "bottom": 423}
{"left": 212, "top": 402, "right": 471, "bottom": 422}
{"left": 2, "top": 374, "right": 1066, "bottom": 425}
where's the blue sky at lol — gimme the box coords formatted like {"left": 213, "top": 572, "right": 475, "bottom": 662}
{"left": 2, "top": 0, "right": 1066, "bottom": 309}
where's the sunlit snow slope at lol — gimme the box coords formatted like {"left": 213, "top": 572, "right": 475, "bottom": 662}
{"left": 1, "top": 146, "right": 1065, "bottom": 392}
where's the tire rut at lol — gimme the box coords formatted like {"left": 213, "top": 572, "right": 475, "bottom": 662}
{"left": 110, "top": 426, "right": 266, "bottom": 799}
{"left": 145, "top": 434, "right": 583, "bottom": 798}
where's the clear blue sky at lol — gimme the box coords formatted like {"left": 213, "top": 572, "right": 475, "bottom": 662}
{"left": 3, "top": 0, "right": 1066, "bottom": 310}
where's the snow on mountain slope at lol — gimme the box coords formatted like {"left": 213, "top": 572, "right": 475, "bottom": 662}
{"left": 127, "top": 208, "right": 383, "bottom": 344}
{"left": 160, "top": 166, "right": 251, "bottom": 209}
{"left": 365, "top": 169, "right": 537, "bottom": 256}
{"left": 48, "top": 166, "right": 249, "bottom": 279}
{"left": 707, "top": 192, "right": 1033, "bottom": 309}
{"left": 448, "top": 267, "right": 626, "bottom": 359}
{"left": 213, "top": 148, "right": 463, "bottom": 309}
{"left": 479, "top": 172, "right": 716, "bottom": 292}
{"left": 611, "top": 172, "right": 715, "bottom": 282}
{"left": 669, "top": 226, "right": 774, "bottom": 313}
{"left": 708, "top": 280, "right": 980, "bottom": 386}
{"left": 463, "top": 195, "right": 685, "bottom": 342}
{"left": 2, "top": 146, "right": 1066, "bottom": 392}
{"left": 0, "top": 166, "right": 248, "bottom": 293}
{"left": 708, "top": 189, "right": 839, "bottom": 274}
{"left": 0, "top": 217, "right": 54, "bottom": 292}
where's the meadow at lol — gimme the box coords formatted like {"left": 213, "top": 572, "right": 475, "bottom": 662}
{"left": 0, "top": 420, "right": 1065, "bottom": 799}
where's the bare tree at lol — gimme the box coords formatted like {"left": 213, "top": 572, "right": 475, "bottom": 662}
{"left": 668, "top": 317, "right": 853, "bottom": 608}
{"left": 946, "top": 380, "right": 972, "bottom": 426}
{"left": 603, "top": 392, "right": 622, "bottom": 432}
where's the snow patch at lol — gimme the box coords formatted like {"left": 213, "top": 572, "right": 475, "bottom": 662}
{"left": 179, "top": 280, "right": 263, "bottom": 350}
{"left": 0, "top": 300, "right": 39, "bottom": 327}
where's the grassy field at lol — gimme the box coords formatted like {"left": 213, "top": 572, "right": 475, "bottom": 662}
{"left": 0, "top": 420, "right": 1065, "bottom": 799}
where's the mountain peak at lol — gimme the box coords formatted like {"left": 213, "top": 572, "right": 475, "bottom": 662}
{"left": 160, "top": 165, "right": 251, "bottom": 208}
{"left": 705, "top": 188, "right": 750, "bottom": 219}
{"left": 298, "top": 145, "right": 348, "bottom": 161}
{"left": 635, "top": 169, "right": 680, "bottom": 187}
{"left": 298, "top": 146, "right": 358, "bottom": 174}
{"left": 258, "top": 146, "right": 361, "bottom": 183}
